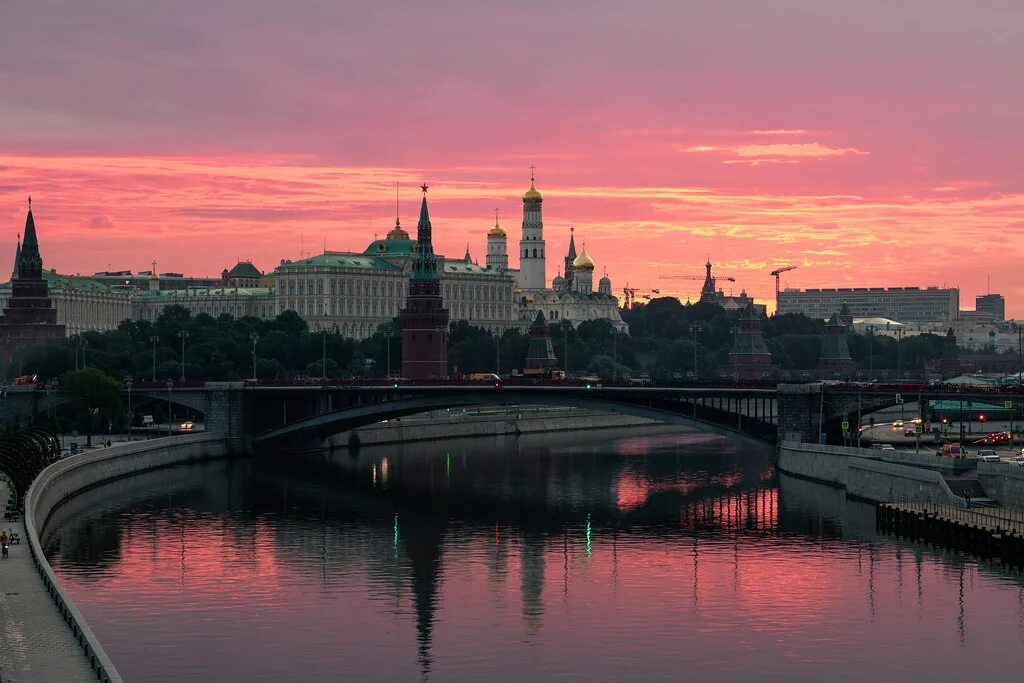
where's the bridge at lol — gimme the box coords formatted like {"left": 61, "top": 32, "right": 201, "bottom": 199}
{"left": 2, "top": 380, "right": 1021, "bottom": 451}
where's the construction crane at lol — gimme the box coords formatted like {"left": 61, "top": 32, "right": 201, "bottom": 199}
{"left": 769, "top": 265, "right": 797, "bottom": 303}
{"left": 622, "top": 285, "right": 661, "bottom": 310}
{"left": 659, "top": 275, "right": 736, "bottom": 282}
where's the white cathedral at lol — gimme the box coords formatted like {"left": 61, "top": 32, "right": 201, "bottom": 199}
{"left": 485, "top": 172, "right": 626, "bottom": 332}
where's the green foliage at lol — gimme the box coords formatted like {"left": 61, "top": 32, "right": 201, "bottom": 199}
{"left": 61, "top": 367, "right": 122, "bottom": 446}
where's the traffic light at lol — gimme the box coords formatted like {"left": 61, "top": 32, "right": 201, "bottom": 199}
{"left": 979, "top": 414, "right": 986, "bottom": 422}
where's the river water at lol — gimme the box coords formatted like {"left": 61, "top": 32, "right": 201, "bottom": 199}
{"left": 43, "top": 427, "right": 1024, "bottom": 682}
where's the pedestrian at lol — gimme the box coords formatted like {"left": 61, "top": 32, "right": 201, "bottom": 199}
{"left": 963, "top": 489, "right": 972, "bottom": 509}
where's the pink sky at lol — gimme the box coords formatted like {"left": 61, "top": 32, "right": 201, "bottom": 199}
{"left": 3, "top": 1, "right": 1023, "bottom": 313}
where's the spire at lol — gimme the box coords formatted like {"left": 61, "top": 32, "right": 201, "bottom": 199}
{"left": 567, "top": 226, "right": 577, "bottom": 260}
{"left": 11, "top": 233, "right": 20, "bottom": 280}
{"left": 411, "top": 184, "right": 439, "bottom": 282}
{"left": 464, "top": 243, "right": 471, "bottom": 262}
{"left": 18, "top": 196, "right": 43, "bottom": 280}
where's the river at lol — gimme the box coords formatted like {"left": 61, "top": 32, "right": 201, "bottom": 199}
{"left": 42, "top": 426, "right": 1024, "bottom": 682}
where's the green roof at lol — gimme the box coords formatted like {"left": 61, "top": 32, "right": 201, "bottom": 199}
{"left": 0, "top": 270, "right": 116, "bottom": 292}
{"left": 441, "top": 258, "right": 494, "bottom": 275}
{"left": 226, "top": 261, "right": 262, "bottom": 278}
{"left": 280, "top": 252, "right": 400, "bottom": 270}
{"left": 363, "top": 239, "right": 416, "bottom": 256}
{"left": 139, "top": 287, "right": 273, "bottom": 299}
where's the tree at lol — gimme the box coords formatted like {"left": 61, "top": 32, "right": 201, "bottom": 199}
{"left": 61, "top": 368, "right": 122, "bottom": 447}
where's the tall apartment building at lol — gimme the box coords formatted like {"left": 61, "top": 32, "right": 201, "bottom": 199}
{"left": 975, "top": 293, "right": 1005, "bottom": 321}
{"left": 777, "top": 286, "right": 959, "bottom": 324}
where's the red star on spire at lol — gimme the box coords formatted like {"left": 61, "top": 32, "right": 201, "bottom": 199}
{"left": 420, "top": 183, "right": 429, "bottom": 194}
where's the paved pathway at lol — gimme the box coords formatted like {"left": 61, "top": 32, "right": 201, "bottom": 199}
{"left": 0, "top": 483, "right": 96, "bottom": 682}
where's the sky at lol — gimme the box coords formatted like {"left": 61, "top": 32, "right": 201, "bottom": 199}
{"left": 2, "top": 1, "right": 1024, "bottom": 313}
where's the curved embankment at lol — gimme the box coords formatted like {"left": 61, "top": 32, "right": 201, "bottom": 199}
{"left": 24, "top": 433, "right": 229, "bottom": 683}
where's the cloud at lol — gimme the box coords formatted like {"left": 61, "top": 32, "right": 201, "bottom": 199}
{"left": 747, "top": 129, "right": 814, "bottom": 136}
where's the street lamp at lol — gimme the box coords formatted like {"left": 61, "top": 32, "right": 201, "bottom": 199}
{"left": 249, "top": 332, "right": 260, "bottom": 380}
{"left": 867, "top": 325, "right": 875, "bottom": 376}
{"left": 149, "top": 335, "right": 159, "bottom": 382}
{"left": 689, "top": 324, "right": 703, "bottom": 379}
{"left": 123, "top": 375, "right": 133, "bottom": 442}
{"left": 612, "top": 330, "right": 617, "bottom": 382}
{"left": 177, "top": 330, "right": 190, "bottom": 381}
{"left": 166, "top": 379, "right": 174, "bottom": 436}
{"left": 894, "top": 328, "right": 905, "bottom": 378}
{"left": 313, "top": 322, "right": 326, "bottom": 380}
{"left": 495, "top": 328, "right": 501, "bottom": 377}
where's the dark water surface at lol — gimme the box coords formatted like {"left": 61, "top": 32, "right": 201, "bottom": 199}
{"left": 43, "top": 427, "right": 1024, "bottom": 682}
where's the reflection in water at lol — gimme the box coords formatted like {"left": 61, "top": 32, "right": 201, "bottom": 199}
{"left": 42, "top": 426, "right": 1024, "bottom": 683}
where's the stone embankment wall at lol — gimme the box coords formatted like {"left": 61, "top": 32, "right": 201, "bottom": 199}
{"left": 327, "top": 408, "right": 658, "bottom": 448}
{"left": 24, "top": 433, "right": 229, "bottom": 683}
{"left": 777, "top": 441, "right": 960, "bottom": 504}
{"left": 977, "top": 462, "right": 1024, "bottom": 508}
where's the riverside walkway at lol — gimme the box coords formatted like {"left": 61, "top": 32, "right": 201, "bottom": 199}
{"left": 0, "top": 483, "right": 96, "bottom": 682}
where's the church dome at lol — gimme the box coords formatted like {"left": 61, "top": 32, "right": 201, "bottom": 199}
{"left": 572, "top": 245, "right": 595, "bottom": 271}
{"left": 523, "top": 179, "right": 543, "bottom": 203}
{"left": 488, "top": 221, "right": 506, "bottom": 238}
{"left": 386, "top": 220, "right": 410, "bottom": 240}
{"left": 553, "top": 274, "right": 565, "bottom": 286}
{"left": 599, "top": 274, "right": 611, "bottom": 285}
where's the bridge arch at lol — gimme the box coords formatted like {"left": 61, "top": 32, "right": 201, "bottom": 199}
{"left": 253, "top": 390, "right": 777, "bottom": 447}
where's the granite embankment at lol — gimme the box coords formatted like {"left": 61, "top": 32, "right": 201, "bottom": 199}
{"left": 15, "top": 433, "right": 229, "bottom": 683}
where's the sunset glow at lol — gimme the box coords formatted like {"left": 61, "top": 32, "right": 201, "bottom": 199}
{"left": 3, "top": 2, "right": 1022, "bottom": 312}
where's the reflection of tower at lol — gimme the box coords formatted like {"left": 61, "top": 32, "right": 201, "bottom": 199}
{"left": 519, "top": 534, "right": 545, "bottom": 637}
{"left": 400, "top": 185, "right": 450, "bottom": 379}
{"left": 518, "top": 168, "right": 545, "bottom": 291}
{"left": 402, "top": 517, "right": 446, "bottom": 677}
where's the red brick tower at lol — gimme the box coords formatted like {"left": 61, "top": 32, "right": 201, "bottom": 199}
{"left": 400, "top": 185, "right": 449, "bottom": 379}
{"left": 0, "top": 198, "right": 65, "bottom": 364}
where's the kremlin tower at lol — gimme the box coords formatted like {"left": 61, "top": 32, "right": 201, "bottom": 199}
{"left": 400, "top": 185, "right": 449, "bottom": 379}
{"left": 486, "top": 210, "right": 508, "bottom": 272}
{"left": 0, "top": 198, "right": 65, "bottom": 363}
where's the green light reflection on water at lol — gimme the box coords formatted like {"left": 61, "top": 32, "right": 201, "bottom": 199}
{"left": 586, "top": 513, "right": 592, "bottom": 557}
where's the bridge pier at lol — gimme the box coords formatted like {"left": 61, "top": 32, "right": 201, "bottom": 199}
{"left": 777, "top": 383, "right": 824, "bottom": 444}
{"left": 203, "top": 382, "right": 250, "bottom": 453}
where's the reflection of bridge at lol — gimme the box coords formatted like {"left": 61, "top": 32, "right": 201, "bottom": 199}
{"left": 4, "top": 380, "right": 1023, "bottom": 450}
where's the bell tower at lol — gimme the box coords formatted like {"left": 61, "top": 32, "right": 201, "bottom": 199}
{"left": 518, "top": 166, "right": 545, "bottom": 291}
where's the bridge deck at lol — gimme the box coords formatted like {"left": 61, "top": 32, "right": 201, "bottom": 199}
{"left": 0, "top": 483, "right": 97, "bottom": 682}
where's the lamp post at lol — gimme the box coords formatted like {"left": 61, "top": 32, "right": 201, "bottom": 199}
{"left": 163, "top": 378, "right": 172, "bottom": 438}
{"left": 895, "top": 328, "right": 905, "bottom": 378}
{"left": 689, "top": 324, "right": 703, "bottom": 379}
{"left": 386, "top": 321, "right": 392, "bottom": 378}
{"left": 177, "top": 330, "right": 190, "bottom": 381}
{"left": 313, "top": 322, "right": 326, "bottom": 380}
{"left": 166, "top": 379, "right": 174, "bottom": 436}
{"left": 149, "top": 335, "right": 159, "bottom": 381}
{"left": 867, "top": 325, "right": 875, "bottom": 376}
{"left": 612, "top": 330, "right": 617, "bottom": 382}
{"left": 123, "top": 376, "right": 133, "bottom": 442}
{"left": 46, "top": 378, "right": 61, "bottom": 449}
{"left": 495, "top": 329, "right": 501, "bottom": 377}
{"left": 249, "top": 332, "right": 259, "bottom": 380}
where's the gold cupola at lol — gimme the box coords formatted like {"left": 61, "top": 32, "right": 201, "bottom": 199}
{"left": 572, "top": 244, "right": 595, "bottom": 271}
{"left": 523, "top": 167, "right": 543, "bottom": 203}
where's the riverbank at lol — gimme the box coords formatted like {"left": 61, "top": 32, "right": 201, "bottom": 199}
{"left": 14, "top": 433, "right": 229, "bottom": 683}
{"left": 0, "top": 482, "right": 99, "bottom": 682}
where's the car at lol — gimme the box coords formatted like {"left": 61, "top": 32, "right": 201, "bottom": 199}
{"left": 892, "top": 420, "right": 904, "bottom": 428}
{"left": 941, "top": 444, "right": 967, "bottom": 459}
{"left": 180, "top": 421, "right": 194, "bottom": 430}
{"left": 1010, "top": 456, "right": 1024, "bottom": 467}
{"left": 977, "top": 449, "right": 1001, "bottom": 463}
{"left": 872, "top": 443, "right": 896, "bottom": 452}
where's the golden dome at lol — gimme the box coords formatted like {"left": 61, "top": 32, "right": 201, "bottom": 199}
{"left": 386, "top": 220, "right": 409, "bottom": 240}
{"left": 523, "top": 179, "right": 542, "bottom": 203}
{"left": 488, "top": 219, "right": 506, "bottom": 238}
{"left": 572, "top": 245, "right": 595, "bottom": 271}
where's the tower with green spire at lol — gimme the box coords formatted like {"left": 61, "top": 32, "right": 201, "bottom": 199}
{"left": 1, "top": 198, "right": 66, "bottom": 364}
{"left": 400, "top": 185, "right": 449, "bottom": 379}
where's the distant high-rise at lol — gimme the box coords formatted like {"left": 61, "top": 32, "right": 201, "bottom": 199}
{"left": 0, "top": 199, "right": 65, "bottom": 362}
{"left": 400, "top": 186, "right": 449, "bottom": 379}
{"left": 778, "top": 286, "right": 959, "bottom": 324}
{"left": 975, "top": 293, "right": 1005, "bottom": 321}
